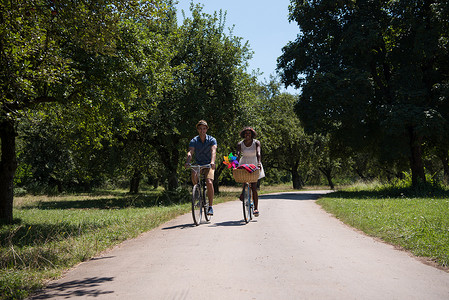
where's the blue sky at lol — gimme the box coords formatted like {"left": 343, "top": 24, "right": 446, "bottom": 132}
{"left": 175, "top": 0, "right": 300, "bottom": 94}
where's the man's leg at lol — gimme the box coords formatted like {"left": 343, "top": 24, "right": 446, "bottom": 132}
{"left": 205, "top": 168, "right": 215, "bottom": 215}
{"left": 191, "top": 170, "right": 198, "bottom": 185}
{"left": 206, "top": 178, "right": 214, "bottom": 206}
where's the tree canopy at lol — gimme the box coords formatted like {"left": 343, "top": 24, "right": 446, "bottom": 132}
{"left": 0, "top": 0, "right": 169, "bottom": 223}
{"left": 278, "top": 0, "right": 449, "bottom": 186}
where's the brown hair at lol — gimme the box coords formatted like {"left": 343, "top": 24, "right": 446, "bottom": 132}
{"left": 196, "top": 120, "right": 209, "bottom": 129}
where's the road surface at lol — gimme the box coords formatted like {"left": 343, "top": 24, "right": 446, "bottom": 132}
{"left": 30, "top": 191, "right": 449, "bottom": 299}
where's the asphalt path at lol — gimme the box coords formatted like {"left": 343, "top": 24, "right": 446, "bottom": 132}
{"left": 30, "top": 191, "right": 449, "bottom": 300}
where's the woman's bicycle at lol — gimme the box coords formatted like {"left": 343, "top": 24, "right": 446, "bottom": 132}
{"left": 189, "top": 164, "right": 212, "bottom": 226}
{"left": 233, "top": 168, "right": 260, "bottom": 223}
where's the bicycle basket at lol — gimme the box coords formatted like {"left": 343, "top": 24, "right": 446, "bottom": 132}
{"left": 232, "top": 169, "right": 260, "bottom": 183}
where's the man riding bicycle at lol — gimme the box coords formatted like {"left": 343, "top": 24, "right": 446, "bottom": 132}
{"left": 185, "top": 120, "right": 217, "bottom": 215}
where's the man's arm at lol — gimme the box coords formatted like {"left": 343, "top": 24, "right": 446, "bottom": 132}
{"left": 185, "top": 147, "right": 195, "bottom": 168}
{"left": 210, "top": 144, "right": 217, "bottom": 169}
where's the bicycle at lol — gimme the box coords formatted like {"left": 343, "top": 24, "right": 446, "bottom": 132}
{"left": 233, "top": 168, "right": 260, "bottom": 223}
{"left": 188, "top": 164, "right": 212, "bottom": 226}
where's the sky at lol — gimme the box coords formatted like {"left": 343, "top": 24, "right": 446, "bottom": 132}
{"left": 175, "top": 0, "right": 300, "bottom": 94}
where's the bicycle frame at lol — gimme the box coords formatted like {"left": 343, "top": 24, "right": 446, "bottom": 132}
{"left": 189, "top": 164, "right": 211, "bottom": 225}
{"left": 242, "top": 182, "right": 253, "bottom": 223}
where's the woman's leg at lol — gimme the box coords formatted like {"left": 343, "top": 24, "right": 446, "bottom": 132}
{"left": 251, "top": 183, "right": 258, "bottom": 211}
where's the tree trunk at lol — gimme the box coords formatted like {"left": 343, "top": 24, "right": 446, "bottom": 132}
{"left": 319, "top": 167, "right": 334, "bottom": 190}
{"left": 440, "top": 155, "right": 449, "bottom": 184}
{"left": 354, "top": 168, "right": 367, "bottom": 181}
{"left": 129, "top": 169, "right": 141, "bottom": 194}
{"left": 408, "top": 127, "right": 426, "bottom": 186}
{"left": 326, "top": 174, "right": 335, "bottom": 190}
{"left": 0, "top": 118, "right": 17, "bottom": 224}
{"left": 150, "top": 134, "right": 180, "bottom": 191}
{"left": 166, "top": 160, "right": 179, "bottom": 191}
{"left": 214, "top": 163, "right": 226, "bottom": 195}
{"left": 291, "top": 163, "right": 303, "bottom": 189}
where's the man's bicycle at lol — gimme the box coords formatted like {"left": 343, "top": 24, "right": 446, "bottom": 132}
{"left": 233, "top": 168, "right": 260, "bottom": 223}
{"left": 189, "top": 164, "right": 212, "bottom": 226}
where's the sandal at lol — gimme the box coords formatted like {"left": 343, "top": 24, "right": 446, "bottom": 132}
{"left": 254, "top": 210, "right": 259, "bottom": 217}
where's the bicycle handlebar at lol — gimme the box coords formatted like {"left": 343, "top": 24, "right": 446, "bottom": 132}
{"left": 188, "top": 164, "right": 212, "bottom": 170}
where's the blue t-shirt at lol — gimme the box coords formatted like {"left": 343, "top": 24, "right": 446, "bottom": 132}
{"left": 189, "top": 135, "right": 217, "bottom": 165}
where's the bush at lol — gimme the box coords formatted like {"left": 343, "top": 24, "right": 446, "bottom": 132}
{"left": 13, "top": 187, "right": 27, "bottom": 197}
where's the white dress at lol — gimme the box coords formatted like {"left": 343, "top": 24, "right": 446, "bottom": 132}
{"left": 238, "top": 140, "right": 265, "bottom": 179}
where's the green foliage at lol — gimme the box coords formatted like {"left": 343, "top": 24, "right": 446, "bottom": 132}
{"left": 253, "top": 79, "right": 314, "bottom": 188}
{"left": 0, "top": 0, "right": 167, "bottom": 111}
{"left": 3, "top": 0, "right": 259, "bottom": 200}
{"left": 140, "top": 4, "right": 255, "bottom": 190}
{"left": 0, "top": 0, "right": 171, "bottom": 222}
{"left": 16, "top": 105, "right": 115, "bottom": 193}
{"left": 279, "top": 0, "right": 449, "bottom": 186}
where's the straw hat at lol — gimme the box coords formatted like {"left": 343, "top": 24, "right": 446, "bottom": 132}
{"left": 240, "top": 126, "right": 257, "bottom": 138}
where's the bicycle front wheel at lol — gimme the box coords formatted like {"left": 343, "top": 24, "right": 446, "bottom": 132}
{"left": 192, "top": 184, "right": 202, "bottom": 226}
{"left": 242, "top": 183, "right": 252, "bottom": 223}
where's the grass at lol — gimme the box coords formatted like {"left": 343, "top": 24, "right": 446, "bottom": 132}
{"left": 317, "top": 183, "right": 449, "bottom": 269}
{"left": 1, "top": 184, "right": 294, "bottom": 300}
{"left": 4, "top": 182, "right": 448, "bottom": 299}
{"left": 1, "top": 190, "right": 189, "bottom": 299}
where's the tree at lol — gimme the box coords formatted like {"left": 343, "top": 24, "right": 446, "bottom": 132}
{"left": 143, "top": 4, "right": 252, "bottom": 191}
{"left": 311, "top": 134, "right": 342, "bottom": 190}
{"left": 278, "top": 0, "right": 449, "bottom": 187}
{"left": 0, "top": 0, "right": 167, "bottom": 223}
{"left": 256, "top": 80, "right": 312, "bottom": 189}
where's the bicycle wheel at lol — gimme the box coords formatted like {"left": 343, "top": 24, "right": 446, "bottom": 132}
{"left": 203, "top": 182, "right": 211, "bottom": 221}
{"left": 242, "top": 183, "right": 252, "bottom": 223}
{"left": 192, "top": 184, "right": 202, "bottom": 225}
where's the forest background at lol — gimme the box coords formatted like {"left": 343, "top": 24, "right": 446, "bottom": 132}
{"left": 1, "top": 0, "right": 449, "bottom": 223}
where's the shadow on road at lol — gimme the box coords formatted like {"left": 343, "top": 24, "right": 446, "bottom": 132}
{"left": 90, "top": 256, "right": 115, "bottom": 261}
{"left": 210, "top": 220, "right": 249, "bottom": 227}
{"left": 29, "top": 277, "right": 114, "bottom": 299}
{"left": 162, "top": 223, "right": 196, "bottom": 230}
{"left": 259, "top": 191, "right": 331, "bottom": 201}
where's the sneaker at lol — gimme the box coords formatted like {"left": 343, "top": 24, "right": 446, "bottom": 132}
{"left": 254, "top": 210, "right": 259, "bottom": 217}
{"left": 207, "top": 206, "right": 214, "bottom": 216}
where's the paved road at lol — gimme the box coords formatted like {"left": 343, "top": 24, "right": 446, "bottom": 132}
{"left": 30, "top": 191, "right": 449, "bottom": 300}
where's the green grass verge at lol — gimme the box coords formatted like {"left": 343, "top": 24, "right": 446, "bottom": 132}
{"left": 7, "top": 182, "right": 445, "bottom": 299}
{"left": 0, "top": 187, "right": 245, "bottom": 300}
{"left": 2, "top": 184, "right": 294, "bottom": 300}
{"left": 317, "top": 184, "right": 449, "bottom": 269}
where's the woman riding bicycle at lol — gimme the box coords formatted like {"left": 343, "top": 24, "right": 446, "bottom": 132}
{"left": 236, "top": 126, "right": 265, "bottom": 216}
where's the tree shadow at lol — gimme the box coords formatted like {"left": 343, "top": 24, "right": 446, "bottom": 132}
{"left": 0, "top": 222, "right": 91, "bottom": 248}
{"left": 327, "top": 185, "right": 449, "bottom": 199}
{"left": 20, "top": 194, "right": 163, "bottom": 210}
{"left": 259, "top": 192, "right": 327, "bottom": 201}
{"left": 29, "top": 277, "right": 114, "bottom": 299}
